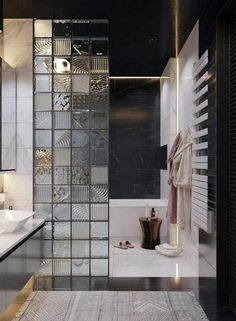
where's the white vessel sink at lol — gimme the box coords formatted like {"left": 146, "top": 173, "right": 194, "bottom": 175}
{"left": 0, "top": 210, "right": 35, "bottom": 233}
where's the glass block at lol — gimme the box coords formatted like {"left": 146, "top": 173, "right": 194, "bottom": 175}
{"left": 72, "top": 204, "right": 89, "bottom": 221}
{"left": 53, "top": 75, "right": 71, "bottom": 92}
{"left": 35, "top": 167, "right": 52, "bottom": 184}
{"left": 54, "top": 222, "right": 70, "bottom": 239}
{"left": 34, "top": 112, "right": 52, "bottom": 129}
{"left": 91, "top": 222, "right": 108, "bottom": 239}
{"left": 35, "top": 93, "right": 52, "bottom": 111}
{"left": 54, "top": 93, "right": 71, "bottom": 111}
{"left": 72, "top": 185, "right": 89, "bottom": 202}
{"left": 91, "top": 167, "right": 108, "bottom": 184}
{"left": 34, "top": 204, "right": 52, "bottom": 221}
{"left": 90, "top": 111, "right": 108, "bottom": 129}
{"left": 91, "top": 204, "right": 108, "bottom": 221}
{"left": 53, "top": 20, "right": 71, "bottom": 37}
{"left": 40, "top": 240, "right": 52, "bottom": 257}
{"left": 91, "top": 185, "right": 108, "bottom": 203}
{"left": 54, "top": 112, "right": 71, "bottom": 129}
{"left": 53, "top": 259, "right": 71, "bottom": 276}
{"left": 34, "top": 57, "right": 52, "bottom": 73}
{"left": 53, "top": 185, "right": 71, "bottom": 202}
{"left": 35, "top": 75, "right": 52, "bottom": 92}
{"left": 91, "top": 39, "right": 108, "bottom": 56}
{"left": 34, "top": 38, "right": 52, "bottom": 56}
{"left": 72, "top": 148, "right": 89, "bottom": 166}
{"left": 90, "top": 75, "right": 109, "bottom": 93}
{"left": 38, "top": 259, "right": 52, "bottom": 276}
{"left": 54, "top": 167, "right": 71, "bottom": 185}
{"left": 72, "top": 39, "right": 89, "bottom": 56}
{"left": 90, "top": 57, "right": 109, "bottom": 74}
{"left": 54, "top": 39, "right": 71, "bottom": 55}
{"left": 34, "top": 20, "right": 52, "bottom": 37}
{"left": 91, "top": 130, "right": 108, "bottom": 147}
{"left": 54, "top": 130, "right": 71, "bottom": 148}
{"left": 35, "top": 148, "right": 52, "bottom": 167}
{"left": 72, "top": 57, "right": 89, "bottom": 74}
{"left": 72, "top": 222, "right": 89, "bottom": 239}
{"left": 91, "top": 259, "right": 108, "bottom": 276}
{"left": 72, "top": 111, "right": 89, "bottom": 129}
{"left": 34, "top": 185, "right": 52, "bottom": 202}
{"left": 90, "top": 93, "right": 109, "bottom": 110}
{"left": 72, "top": 130, "right": 89, "bottom": 147}
{"left": 91, "top": 241, "right": 108, "bottom": 258}
{"left": 53, "top": 57, "right": 71, "bottom": 73}
{"left": 35, "top": 130, "right": 52, "bottom": 148}
{"left": 53, "top": 204, "right": 71, "bottom": 221}
{"left": 72, "top": 240, "right": 89, "bottom": 257}
{"left": 91, "top": 148, "right": 108, "bottom": 166}
{"left": 54, "top": 148, "right": 70, "bottom": 166}
{"left": 72, "top": 167, "right": 89, "bottom": 184}
{"left": 53, "top": 240, "right": 71, "bottom": 257}
{"left": 72, "top": 259, "right": 89, "bottom": 276}
{"left": 72, "top": 75, "right": 89, "bottom": 93}
{"left": 72, "top": 20, "right": 90, "bottom": 37}
{"left": 41, "top": 222, "right": 52, "bottom": 239}
{"left": 72, "top": 94, "right": 89, "bottom": 110}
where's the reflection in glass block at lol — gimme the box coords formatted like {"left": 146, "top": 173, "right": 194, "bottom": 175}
{"left": 91, "top": 167, "right": 108, "bottom": 184}
{"left": 35, "top": 93, "right": 52, "bottom": 111}
{"left": 34, "top": 112, "right": 52, "bottom": 129}
{"left": 54, "top": 112, "right": 71, "bottom": 129}
{"left": 34, "top": 38, "right": 52, "bottom": 56}
{"left": 91, "top": 148, "right": 108, "bottom": 166}
{"left": 72, "top": 20, "right": 90, "bottom": 37}
{"left": 54, "top": 39, "right": 71, "bottom": 55}
{"left": 40, "top": 240, "right": 52, "bottom": 257}
{"left": 72, "top": 259, "right": 89, "bottom": 276}
{"left": 91, "top": 259, "right": 108, "bottom": 276}
{"left": 91, "top": 222, "right": 108, "bottom": 239}
{"left": 90, "top": 94, "right": 109, "bottom": 110}
{"left": 72, "top": 204, "right": 89, "bottom": 221}
{"left": 35, "top": 167, "right": 52, "bottom": 184}
{"left": 72, "top": 222, "right": 89, "bottom": 239}
{"left": 54, "top": 148, "right": 70, "bottom": 166}
{"left": 54, "top": 93, "right": 71, "bottom": 111}
{"left": 72, "top": 112, "right": 89, "bottom": 129}
{"left": 72, "top": 185, "right": 89, "bottom": 202}
{"left": 72, "top": 241, "right": 89, "bottom": 257}
{"left": 91, "top": 58, "right": 109, "bottom": 74}
{"left": 91, "top": 185, "right": 108, "bottom": 203}
{"left": 91, "top": 39, "right": 108, "bottom": 56}
{"left": 53, "top": 185, "right": 71, "bottom": 202}
{"left": 53, "top": 75, "right": 71, "bottom": 92}
{"left": 72, "top": 130, "right": 89, "bottom": 147}
{"left": 34, "top": 185, "right": 52, "bottom": 202}
{"left": 91, "top": 204, "right": 108, "bottom": 221}
{"left": 91, "top": 130, "right": 108, "bottom": 147}
{"left": 34, "top": 203, "right": 52, "bottom": 221}
{"left": 35, "top": 75, "right": 52, "bottom": 92}
{"left": 54, "top": 222, "right": 70, "bottom": 239}
{"left": 41, "top": 222, "right": 52, "bottom": 239}
{"left": 53, "top": 204, "right": 70, "bottom": 221}
{"left": 72, "top": 94, "right": 89, "bottom": 110}
{"left": 72, "top": 57, "right": 89, "bottom": 74}
{"left": 53, "top": 259, "right": 71, "bottom": 276}
{"left": 53, "top": 241, "right": 71, "bottom": 257}
{"left": 35, "top": 130, "right": 52, "bottom": 148}
{"left": 35, "top": 148, "right": 52, "bottom": 167}
{"left": 34, "top": 20, "right": 52, "bottom": 38}
{"left": 53, "top": 57, "right": 71, "bottom": 73}
{"left": 91, "top": 241, "right": 108, "bottom": 258}
{"left": 38, "top": 259, "right": 52, "bottom": 276}
{"left": 72, "top": 167, "right": 89, "bottom": 184}
{"left": 34, "top": 57, "right": 52, "bottom": 73}
{"left": 54, "top": 167, "right": 70, "bottom": 184}
{"left": 72, "top": 39, "right": 89, "bottom": 56}
{"left": 90, "top": 75, "right": 109, "bottom": 93}
{"left": 53, "top": 20, "right": 71, "bottom": 37}
{"left": 54, "top": 130, "right": 71, "bottom": 148}
{"left": 90, "top": 111, "right": 108, "bottom": 129}
{"left": 72, "top": 148, "right": 89, "bottom": 166}
{"left": 72, "top": 75, "right": 89, "bottom": 93}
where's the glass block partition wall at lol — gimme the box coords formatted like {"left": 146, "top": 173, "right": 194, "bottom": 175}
{"left": 33, "top": 19, "right": 109, "bottom": 278}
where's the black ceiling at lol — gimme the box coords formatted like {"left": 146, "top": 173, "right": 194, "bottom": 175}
{"left": 2, "top": 0, "right": 226, "bottom": 75}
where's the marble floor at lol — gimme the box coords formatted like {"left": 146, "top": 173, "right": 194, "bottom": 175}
{"left": 110, "top": 238, "right": 216, "bottom": 277}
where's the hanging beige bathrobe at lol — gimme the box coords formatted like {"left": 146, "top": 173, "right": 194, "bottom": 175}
{"left": 173, "top": 131, "right": 192, "bottom": 231}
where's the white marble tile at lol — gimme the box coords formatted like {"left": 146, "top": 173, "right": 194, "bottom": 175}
{"left": 17, "top": 123, "right": 33, "bottom": 149}
{"left": 2, "top": 71, "right": 16, "bottom": 98}
{"left": 17, "top": 97, "right": 33, "bottom": 123}
{"left": 17, "top": 72, "right": 33, "bottom": 98}
{"left": 2, "top": 98, "right": 16, "bottom": 123}
{"left": 2, "top": 123, "right": 15, "bottom": 149}
{"left": 1, "top": 149, "right": 16, "bottom": 170}
{"left": 4, "top": 46, "right": 33, "bottom": 71}
{"left": 3, "top": 19, "right": 33, "bottom": 47}
{"left": 16, "top": 149, "right": 33, "bottom": 175}
{"left": 8, "top": 175, "right": 33, "bottom": 200}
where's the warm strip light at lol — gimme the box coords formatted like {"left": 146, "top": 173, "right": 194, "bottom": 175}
{"left": 109, "top": 76, "right": 170, "bottom": 79}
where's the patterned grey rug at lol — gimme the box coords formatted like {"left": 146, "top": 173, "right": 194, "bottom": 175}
{"left": 13, "top": 291, "right": 209, "bottom": 321}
